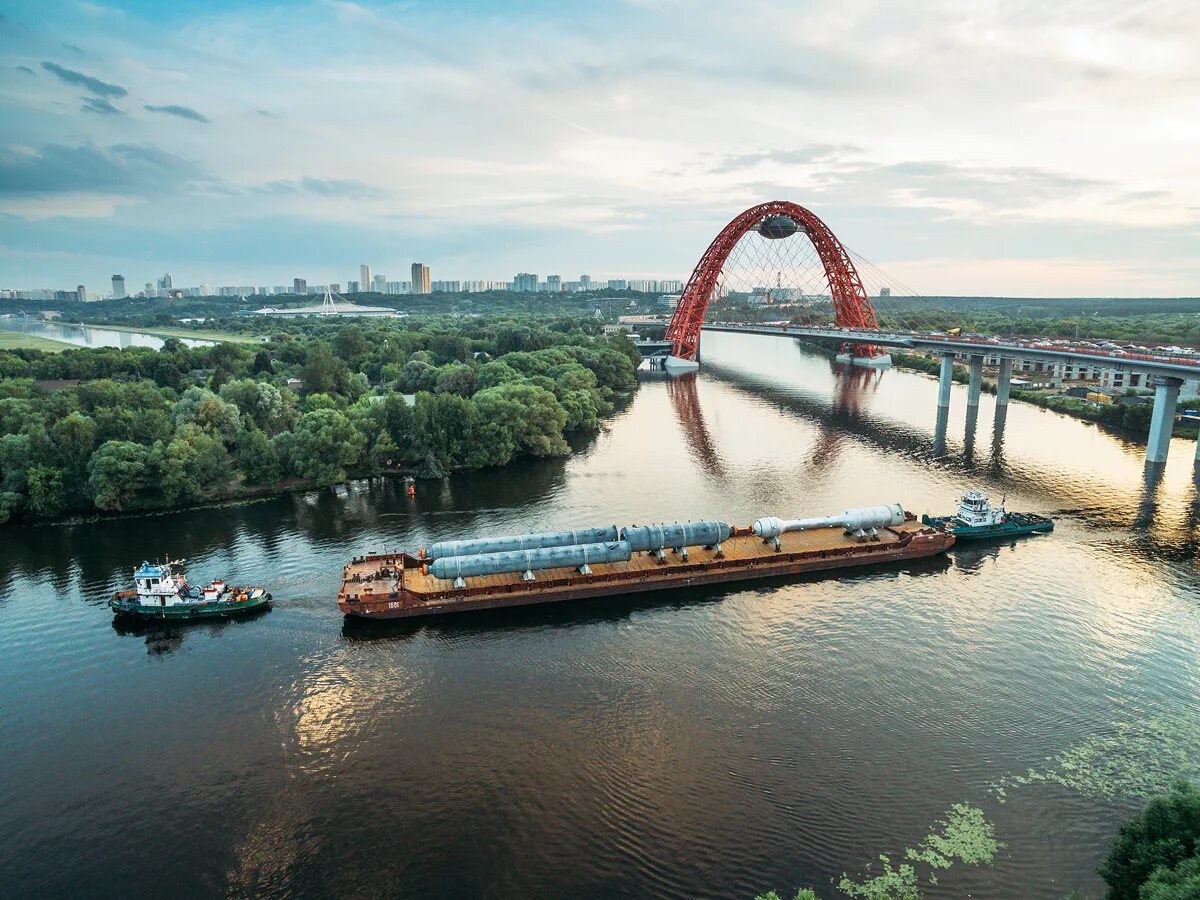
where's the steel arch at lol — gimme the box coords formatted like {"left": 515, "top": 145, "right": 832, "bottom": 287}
{"left": 665, "top": 201, "right": 879, "bottom": 360}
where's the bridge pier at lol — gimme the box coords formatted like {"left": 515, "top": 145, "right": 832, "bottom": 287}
{"left": 995, "top": 358, "right": 1013, "bottom": 407}
{"left": 966, "top": 354, "right": 984, "bottom": 409}
{"left": 1146, "top": 376, "right": 1182, "bottom": 464}
{"left": 937, "top": 353, "right": 954, "bottom": 412}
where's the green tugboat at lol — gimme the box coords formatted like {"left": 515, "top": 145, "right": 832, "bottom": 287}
{"left": 922, "top": 490, "right": 1053, "bottom": 541}
{"left": 110, "top": 559, "right": 272, "bottom": 620}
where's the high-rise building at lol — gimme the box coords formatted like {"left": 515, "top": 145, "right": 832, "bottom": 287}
{"left": 879, "top": 287, "right": 892, "bottom": 298}
{"left": 347, "top": 280, "right": 359, "bottom": 293}
{"left": 431, "top": 280, "right": 460, "bottom": 293}
{"left": 411, "top": 262, "right": 431, "bottom": 295}
{"left": 373, "top": 274, "right": 387, "bottom": 293}
{"left": 580, "top": 275, "right": 592, "bottom": 289}
{"left": 329, "top": 283, "right": 341, "bottom": 294}
{"left": 111, "top": 274, "right": 127, "bottom": 299}
{"left": 608, "top": 279, "right": 628, "bottom": 290}
{"left": 360, "top": 265, "right": 372, "bottom": 292}
{"left": 157, "top": 273, "right": 173, "bottom": 291}
{"left": 513, "top": 272, "right": 537, "bottom": 292}
{"left": 293, "top": 278, "right": 307, "bottom": 294}
{"left": 76, "top": 284, "right": 88, "bottom": 302}
{"left": 546, "top": 275, "right": 562, "bottom": 292}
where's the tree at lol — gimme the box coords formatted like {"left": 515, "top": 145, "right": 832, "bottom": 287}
{"left": 251, "top": 349, "right": 273, "bottom": 375}
{"left": 476, "top": 360, "right": 521, "bottom": 390}
{"left": 154, "top": 425, "right": 232, "bottom": 504}
{"left": 51, "top": 412, "right": 97, "bottom": 480}
{"left": 370, "top": 432, "right": 399, "bottom": 469}
{"left": 468, "top": 383, "right": 568, "bottom": 467}
{"left": 1101, "top": 781, "right": 1200, "bottom": 900}
{"left": 435, "top": 363, "right": 477, "bottom": 397}
{"left": 172, "top": 387, "right": 240, "bottom": 444}
{"left": 235, "top": 427, "right": 280, "bottom": 484}
{"left": 334, "top": 325, "right": 368, "bottom": 363}
{"left": 1140, "top": 854, "right": 1200, "bottom": 900}
{"left": 413, "top": 392, "right": 473, "bottom": 473}
{"left": 399, "top": 359, "right": 438, "bottom": 393}
{"left": 25, "top": 465, "right": 66, "bottom": 517}
{"left": 302, "top": 341, "right": 346, "bottom": 395}
{"left": 88, "top": 441, "right": 153, "bottom": 511}
{"left": 220, "top": 379, "right": 293, "bottom": 434}
{"left": 288, "top": 408, "right": 366, "bottom": 484}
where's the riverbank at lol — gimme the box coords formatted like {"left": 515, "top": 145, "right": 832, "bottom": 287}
{"left": 0, "top": 329, "right": 69, "bottom": 352}
{"left": 78, "top": 322, "right": 263, "bottom": 344}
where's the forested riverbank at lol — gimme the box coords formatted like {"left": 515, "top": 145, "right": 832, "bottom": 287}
{"left": 0, "top": 315, "right": 639, "bottom": 524}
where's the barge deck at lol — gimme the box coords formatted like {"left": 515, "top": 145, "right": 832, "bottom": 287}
{"left": 339, "top": 517, "right": 953, "bottom": 620}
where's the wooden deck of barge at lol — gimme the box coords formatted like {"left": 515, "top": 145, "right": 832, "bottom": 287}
{"left": 339, "top": 518, "right": 953, "bottom": 620}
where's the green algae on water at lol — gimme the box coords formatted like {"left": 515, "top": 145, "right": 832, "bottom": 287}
{"left": 990, "top": 715, "right": 1200, "bottom": 802}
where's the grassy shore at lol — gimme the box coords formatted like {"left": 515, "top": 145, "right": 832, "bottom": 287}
{"left": 0, "top": 329, "right": 69, "bottom": 352}
{"left": 80, "top": 322, "right": 264, "bottom": 344}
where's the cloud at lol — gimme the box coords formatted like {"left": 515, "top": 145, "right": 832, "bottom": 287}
{"left": 257, "top": 108, "right": 281, "bottom": 119}
{"left": 255, "top": 177, "right": 380, "bottom": 200}
{"left": 40, "top": 60, "right": 126, "bottom": 97}
{"left": 81, "top": 96, "right": 124, "bottom": 115}
{"left": 0, "top": 142, "right": 209, "bottom": 195}
{"left": 144, "top": 103, "right": 210, "bottom": 123}
{"left": 707, "top": 145, "right": 862, "bottom": 175}
{"left": 15, "top": 65, "right": 34, "bottom": 75}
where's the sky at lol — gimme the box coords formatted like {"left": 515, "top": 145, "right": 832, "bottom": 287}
{"left": 0, "top": 0, "right": 1198, "bottom": 297}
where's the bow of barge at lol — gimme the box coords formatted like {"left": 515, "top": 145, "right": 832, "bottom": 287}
{"left": 338, "top": 513, "right": 953, "bottom": 620}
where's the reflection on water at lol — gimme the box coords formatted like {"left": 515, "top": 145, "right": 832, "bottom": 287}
{"left": 0, "top": 319, "right": 215, "bottom": 350}
{"left": 112, "top": 606, "right": 272, "bottom": 656}
{"left": 3, "top": 331, "right": 1200, "bottom": 899}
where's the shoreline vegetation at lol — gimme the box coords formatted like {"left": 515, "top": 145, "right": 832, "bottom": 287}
{"left": 0, "top": 329, "right": 70, "bottom": 353}
{"left": 0, "top": 313, "right": 640, "bottom": 526}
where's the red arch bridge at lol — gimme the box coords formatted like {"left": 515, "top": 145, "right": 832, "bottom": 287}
{"left": 635, "top": 200, "right": 1200, "bottom": 468}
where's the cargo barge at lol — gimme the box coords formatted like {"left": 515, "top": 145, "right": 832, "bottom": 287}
{"left": 339, "top": 503, "right": 955, "bottom": 620}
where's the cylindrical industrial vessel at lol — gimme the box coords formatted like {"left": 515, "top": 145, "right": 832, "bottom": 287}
{"left": 620, "top": 521, "right": 731, "bottom": 553}
{"left": 429, "top": 526, "right": 619, "bottom": 560}
{"left": 752, "top": 504, "right": 905, "bottom": 539}
{"left": 430, "top": 540, "right": 632, "bottom": 580}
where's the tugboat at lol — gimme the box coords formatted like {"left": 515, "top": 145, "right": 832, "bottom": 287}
{"left": 921, "top": 490, "right": 1053, "bottom": 541}
{"left": 110, "top": 559, "right": 272, "bottom": 620}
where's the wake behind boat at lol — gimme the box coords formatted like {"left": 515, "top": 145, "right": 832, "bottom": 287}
{"left": 110, "top": 559, "right": 272, "bottom": 620}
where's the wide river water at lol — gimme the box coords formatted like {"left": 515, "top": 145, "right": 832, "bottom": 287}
{"left": 2, "top": 331, "right": 1199, "bottom": 899}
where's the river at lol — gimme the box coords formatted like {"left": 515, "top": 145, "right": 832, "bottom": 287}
{"left": 2, "top": 330, "right": 1198, "bottom": 898}
{"left": 0, "top": 318, "right": 216, "bottom": 349}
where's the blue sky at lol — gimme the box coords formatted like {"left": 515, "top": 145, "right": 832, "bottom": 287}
{"left": 1, "top": 0, "right": 1198, "bottom": 296}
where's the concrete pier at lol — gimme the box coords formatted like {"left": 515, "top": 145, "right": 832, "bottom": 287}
{"left": 1146, "top": 377, "right": 1182, "bottom": 464}
{"left": 937, "top": 353, "right": 954, "bottom": 411}
{"left": 966, "top": 354, "right": 984, "bottom": 408}
{"left": 995, "top": 357, "right": 1013, "bottom": 407}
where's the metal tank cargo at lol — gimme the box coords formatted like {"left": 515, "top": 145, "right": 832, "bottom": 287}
{"left": 338, "top": 503, "right": 954, "bottom": 620}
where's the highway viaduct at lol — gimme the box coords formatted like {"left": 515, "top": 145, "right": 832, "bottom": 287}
{"left": 639, "top": 323, "right": 1200, "bottom": 468}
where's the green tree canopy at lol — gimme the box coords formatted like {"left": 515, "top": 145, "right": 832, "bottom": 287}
{"left": 88, "top": 441, "right": 153, "bottom": 511}
{"left": 1101, "top": 781, "right": 1200, "bottom": 900}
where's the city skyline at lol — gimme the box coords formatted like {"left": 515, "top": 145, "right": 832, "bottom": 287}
{"left": 0, "top": 1, "right": 1198, "bottom": 296}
